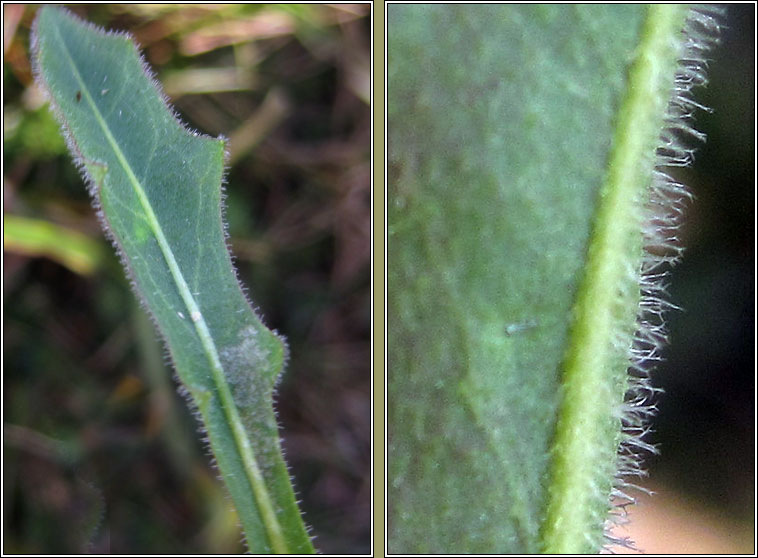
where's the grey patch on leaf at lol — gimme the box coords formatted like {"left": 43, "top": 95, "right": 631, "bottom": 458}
{"left": 219, "top": 325, "right": 271, "bottom": 408}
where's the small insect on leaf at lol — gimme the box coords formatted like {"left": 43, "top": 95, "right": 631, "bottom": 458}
{"left": 505, "top": 319, "right": 539, "bottom": 336}
{"left": 75, "top": 90, "right": 81, "bottom": 102}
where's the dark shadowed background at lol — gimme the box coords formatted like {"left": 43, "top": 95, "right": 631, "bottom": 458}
{"left": 4, "top": 4, "right": 370, "bottom": 554}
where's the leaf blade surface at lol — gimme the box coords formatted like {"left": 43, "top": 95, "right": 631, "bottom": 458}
{"left": 32, "top": 6, "right": 313, "bottom": 553}
{"left": 387, "top": 3, "right": 713, "bottom": 553}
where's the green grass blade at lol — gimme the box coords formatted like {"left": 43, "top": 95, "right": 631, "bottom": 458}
{"left": 31, "top": 6, "right": 314, "bottom": 554}
{"left": 3, "top": 214, "right": 104, "bottom": 275}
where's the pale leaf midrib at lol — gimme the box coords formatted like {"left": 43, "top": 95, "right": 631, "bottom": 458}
{"left": 47, "top": 16, "right": 288, "bottom": 553}
{"left": 539, "top": 4, "right": 689, "bottom": 553}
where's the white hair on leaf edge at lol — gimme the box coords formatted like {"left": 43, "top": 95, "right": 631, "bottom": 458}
{"left": 604, "top": 4, "right": 724, "bottom": 550}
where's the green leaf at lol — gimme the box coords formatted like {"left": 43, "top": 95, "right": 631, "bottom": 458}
{"left": 387, "top": 4, "right": 720, "bottom": 553}
{"left": 3, "top": 214, "right": 105, "bottom": 275}
{"left": 31, "top": 6, "right": 313, "bottom": 554}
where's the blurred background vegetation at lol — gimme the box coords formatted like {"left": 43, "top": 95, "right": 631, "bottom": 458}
{"left": 4, "top": 3, "right": 370, "bottom": 554}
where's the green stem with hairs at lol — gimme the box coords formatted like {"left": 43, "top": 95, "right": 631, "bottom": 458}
{"left": 540, "top": 5, "right": 690, "bottom": 553}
